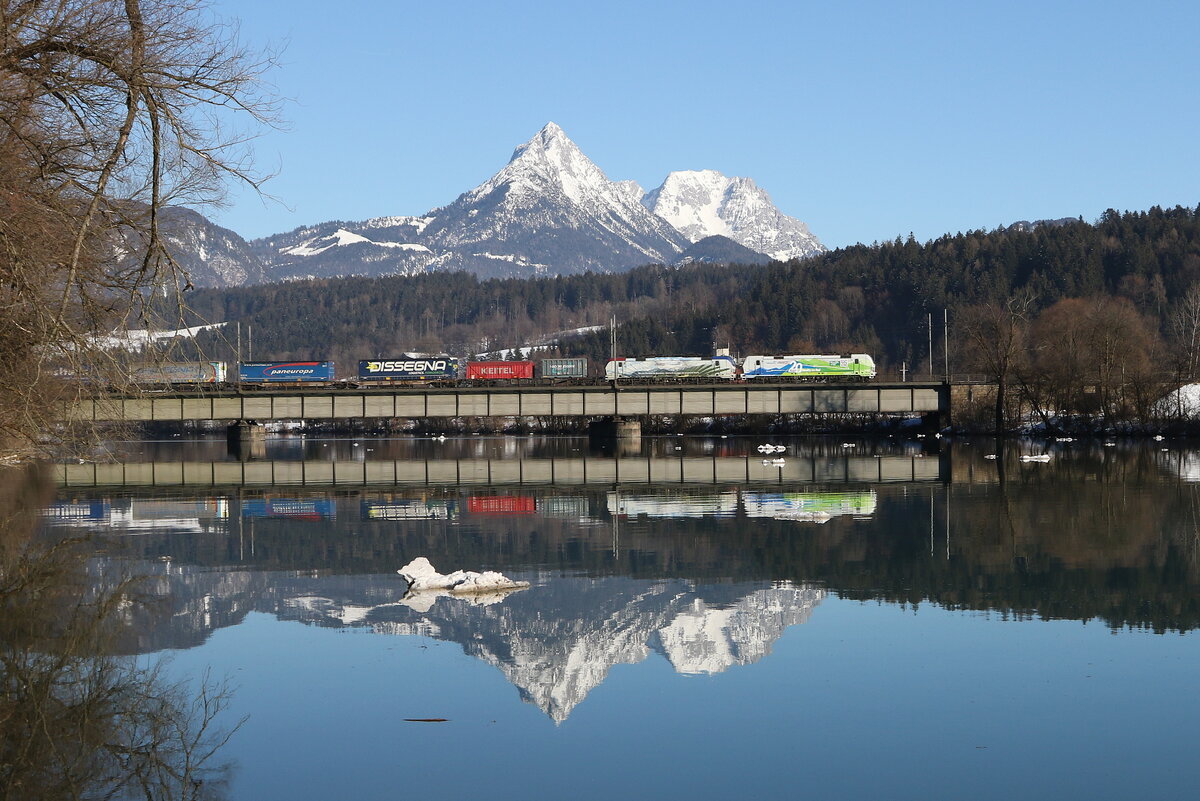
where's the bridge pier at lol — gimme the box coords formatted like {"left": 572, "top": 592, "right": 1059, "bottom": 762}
{"left": 587, "top": 416, "right": 641, "bottom": 442}
{"left": 227, "top": 420, "right": 266, "bottom": 460}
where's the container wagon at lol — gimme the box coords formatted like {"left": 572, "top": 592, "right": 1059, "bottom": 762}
{"left": 539, "top": 357, "right": 588, "bottom": 380}
{"left": 465, "top": 361, "right": 535, "bottom": 383}
{"left": 238, "top": 361, "right": 336, "bottom": 384}
{"left": 357, "top": 356, "right": 459, "bottom": 384}
{"left": 129, "top": 361, "right": 227, "bottom": 385}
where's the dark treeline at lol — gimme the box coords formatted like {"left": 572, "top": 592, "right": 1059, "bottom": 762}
{"left": 175, "top": 205, "right": 1200, "bottom": 377}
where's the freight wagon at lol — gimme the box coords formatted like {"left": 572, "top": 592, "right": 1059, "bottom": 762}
{"left": 465, "top": 361, "right": 535, "bottom": 383}
{"left": 605, "top": 356, "right": 738, "bottom": 382}
{"left": 238, "top": 361, "right": 336, "bottom": 384}
{"left": 540, "top": 357, "right": 588, "bottom": 380}
{"left": 357, "top": 356, "right": 459, "bottom": 384}
{"left": 741, "top": 354, "right": 876, "bottom": 380}
{"left": 129, "top": 361, "right": 227, "bottom": 385}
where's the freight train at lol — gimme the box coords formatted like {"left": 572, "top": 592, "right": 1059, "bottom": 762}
{"left": 117, "top": 352, "right": 876, "bottom": 389}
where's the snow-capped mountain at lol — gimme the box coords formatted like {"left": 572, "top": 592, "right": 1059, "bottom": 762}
{"left": 251, "top": 123, "right": 693, "bottom": 281}
{"left": 643, "top": 169, "right": 824, "bottom": 261}
{"left": 239, "top": 123, "right": 822, "bottom": 284}
{"left": 418, "top": 122, "right": 690, "bottom": 275}
{"left": 157, "top": 123, "right": 824, "bottom": 286}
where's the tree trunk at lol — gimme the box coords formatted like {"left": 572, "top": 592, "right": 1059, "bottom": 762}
{"left": 995, "top": 376, "right": 1006, "bottom": 436}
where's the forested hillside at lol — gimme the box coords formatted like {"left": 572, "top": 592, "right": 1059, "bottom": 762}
{"left": 177, "top": 205, "right": 1200, "bottom": 379}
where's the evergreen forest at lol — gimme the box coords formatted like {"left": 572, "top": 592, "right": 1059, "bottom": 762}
{"left": 178, "top": 205, "right": 1200, "bottom": 386}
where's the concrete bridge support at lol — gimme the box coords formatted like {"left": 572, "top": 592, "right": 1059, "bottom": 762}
{"left": 587, "top": 416, "right": 642, "bottom": 442}
{"left": 227, "top": 421, "right": 266, "bottom": 460}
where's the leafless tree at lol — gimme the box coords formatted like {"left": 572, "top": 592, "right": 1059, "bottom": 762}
{"left": 0, "top": 464, "right": 242, "bottom": 800}
{"left": 957, "top": 292, "right": 1035, "bottom": 435}
{"left": 1030, "top": 295, "right": 1163, "bottom": 425}
{"left": 0, "top": 0, "right": 279, "bottom": 458}
{"left": 1170, "top": 282, "right": 1200, "bottom": 382}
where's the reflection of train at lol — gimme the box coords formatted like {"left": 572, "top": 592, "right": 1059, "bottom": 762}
{"left": 117, "top": 352, "right": 876, "bottom": 389}
{"left": 242, "top": 498, "right": 336, "bottom": 520}
{"left": 466, "top": 495, "right": 538, "bottom": 515}
{"left": 44, "top": 497, "right": 230, "bottom": 533}
{"left": 361, "top": 496, "right": 458, "bottom": 520}
{"left": 609, "top": 490, "right": 877, "bottom": 523}
{"left": 741, "top": 491, "right": 877, "bottom": 522}
{"left": 358, "top": 493, "right": 580, "bottom": 522}
{"left": 607, "top": 491, "right": 739, "bottom": 519}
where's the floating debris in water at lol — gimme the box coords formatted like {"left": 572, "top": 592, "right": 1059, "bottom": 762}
{"left": 398, "top": 557, "right": 530, "bottom": 594}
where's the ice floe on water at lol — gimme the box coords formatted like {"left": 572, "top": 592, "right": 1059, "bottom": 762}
{"left": 398, "top": 557, "right": 530, "bottom": 595}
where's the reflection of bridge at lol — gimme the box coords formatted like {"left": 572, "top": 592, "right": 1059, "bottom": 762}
{"left": 55, "top": 454, "right": 944, "bottom": 488}
{"left": 70, "top": 382, "right": 947, "bottom": 422}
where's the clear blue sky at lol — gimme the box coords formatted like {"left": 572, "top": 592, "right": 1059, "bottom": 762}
{"left": 207, "top": 0, "right": 1200, "bottom": 250}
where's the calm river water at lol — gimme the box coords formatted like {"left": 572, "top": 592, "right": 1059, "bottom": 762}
{"left": 19, "top": 435, "right": 1200, "bottom": 799}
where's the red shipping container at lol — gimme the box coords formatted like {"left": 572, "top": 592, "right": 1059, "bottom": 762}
{"left": 467, "top": 495, "right": 537, "bottom": 515}
{"left": 466, "top": 361, "right": 535, "bottom": 380}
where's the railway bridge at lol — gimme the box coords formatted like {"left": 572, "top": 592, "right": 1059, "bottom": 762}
{"left": 71, "top": 381, "right": 949, "bottom": 428}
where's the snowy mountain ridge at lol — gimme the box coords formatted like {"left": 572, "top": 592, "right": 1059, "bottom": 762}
{"left": 643, "top": 169, "right": 824, "bottom": 261}
{"left": 176, "top": 122, "right": 825, "bottom": 285}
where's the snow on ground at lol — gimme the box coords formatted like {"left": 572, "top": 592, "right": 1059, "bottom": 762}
{"left": 361, "top": 215, "right": 435, "bottom": 233}
{"left": 1155, "top": 384, "right": 1200, "bottom": 417}
{"left": 474, "top": 325, "right": 607, "bottom": 358}
{"left": 472, "top": 252, "right": 549, "bottom": 269}
{"left": 89, "top": 322, "right": 227, "bottom": 352}
{"left": 374, "top": 242, "right": 430, "bottom": 252}
{"left": 282, "top": 228, "right": 431, "bottom": 257}
{"left": 279, "top": 228, "right": 368, "bottom": 256}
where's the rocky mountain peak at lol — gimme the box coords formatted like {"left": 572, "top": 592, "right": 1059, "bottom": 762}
{"left": 469, "top": 122, "right": 629, "bottom": 209}
{"left": 644, "top": 169, "right": 825, "bottom": 261}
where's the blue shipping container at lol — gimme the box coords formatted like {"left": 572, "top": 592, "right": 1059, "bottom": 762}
{"left": 357, "top": 357, "right": 459, "bottom": 381}
{"left": 238, "top": 361, "right": 335, "bottom": 383}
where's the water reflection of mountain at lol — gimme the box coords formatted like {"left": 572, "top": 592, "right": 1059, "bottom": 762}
{"left": 101, "top": 558, "right": 822, "bottom": 723}
{"left": 52, "top": 439, "right": 1200, "bottom": 643}
{"left": 362, "top": 578, "right": 823, "bottom": 723}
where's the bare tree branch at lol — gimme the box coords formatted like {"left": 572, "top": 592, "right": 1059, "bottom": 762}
{"left": 0, "top": 0, "right": 280, "bottom": 458}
